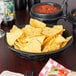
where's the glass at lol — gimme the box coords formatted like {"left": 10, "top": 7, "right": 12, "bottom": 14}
{"left": 0, "top": 0, "right": 5, "bottom": 38}
{"left": 28, "top": 0, "right": 40, "bottom": 9}
{"left": 14, "top": 0, "right": 27, "bottom": 10}
{"left": 4, "top": 0, "right": 15, "bottom": 21}
{"left": 1, "top": 0, "right": 15, "bottom": 28}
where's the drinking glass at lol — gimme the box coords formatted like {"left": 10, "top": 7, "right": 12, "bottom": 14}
{"left": 14, "top": 0, "right": 27, "bottom": 10}
{"left": 0, "top": 0, "right": 5, "bottom": 38}
{"left": 28, "top": 0, "right": 40, "bottom": 9}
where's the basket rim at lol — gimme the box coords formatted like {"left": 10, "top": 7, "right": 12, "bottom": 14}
{"left": 4, "top": 28, "right": 73, "bottom": 56}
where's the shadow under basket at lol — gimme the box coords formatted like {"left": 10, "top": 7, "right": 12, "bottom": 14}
{"left": 5, "top": 30, "right": 73, "bottom": 61}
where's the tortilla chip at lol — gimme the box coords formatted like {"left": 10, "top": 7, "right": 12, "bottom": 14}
{"left": 21, "top": 39, "right": 41, "bottom": 53}
{"left": 17, "top": 33, "right": 27, "bottom": 44}
{"left": 53, "top": 25, "right": 63, "bottom": 30}
{"left": 53, "top": 25, "right": 66, "bottom": 35}
{"left": 61, "top": 36, "right": 72, "bottom": 48}
{"left": 42, "top": 38, "right": 56, "bottom": 52}
{"left": 54, "top": 35, "right": 66, "bottom": 43}
{"left": 42, "top": 43, "right": 60, "bottom": 52}
{"left": 49, "top": 44, "right": 60, "bottom": 52}
{"left": 30, "top": 18, "right": 46, "bottom": 28}
{"left": 10, "top": 25, "right": 18, "bottom": 32}
{"left": 42, "top": 45, "right": 50, "bottom": 53}
{"left": 22, "top": 25, "right": 42, "bottom": 37}
{"left": 43, "top": 35, "right": 55, "bottom": 46}
{"left": 14, "top": 44, "right": 20, "bottom": 50}
{"left": 6, "top": 29, "right": 23, "bottom": 46}
{"left": 42, "top": 27, "right": 64, "bottom": 37}
{"left": 58, "top": 29, "right": 65, "bottom": 35}
{"left": 42, "top": 27, "right": 53, "bottom": 36}
{"left": 14, "top": 41, "right": 21, "bottom": 49}
{"left": 25, "top": 35, "right": 45, "bottom": 45}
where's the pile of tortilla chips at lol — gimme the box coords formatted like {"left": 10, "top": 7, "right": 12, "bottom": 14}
{"left": 6, "top": 18, "right": 72, "bottom": 53}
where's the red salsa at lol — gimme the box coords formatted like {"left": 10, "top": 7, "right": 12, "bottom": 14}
{"left": 73, "top": 11, "right": 76, "bottom": 16}
{"left": 34, "top": 4, "right": 60, "bottom": 14}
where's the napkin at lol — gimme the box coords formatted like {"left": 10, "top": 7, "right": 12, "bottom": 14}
{"left": 0, "top": 71, "right": 24, "bottom": 76}
{"left": 39, "top": 58, "right": 73, "bottom": 76}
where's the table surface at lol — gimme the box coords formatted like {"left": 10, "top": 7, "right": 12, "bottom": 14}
{"left": 0, "top": 0, "right": 76, "bottom": 76}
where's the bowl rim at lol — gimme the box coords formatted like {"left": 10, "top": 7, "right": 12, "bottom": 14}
{"left": 30, "top": 13, "right": 62, "bottom": 21}
{"left": 70, "top": 8, "right": 76, "bottom": 18}
{"left": 68, "top": 8, "right": 76, "bottom": 24}
{"left": 68, "top": 17, "right": 76, "bottom": 24}
{"left": 5, "top": 25, "right": 73, "bottom": 56}
{"left": 31, "top": 2, "right": 63, "bottom": 16}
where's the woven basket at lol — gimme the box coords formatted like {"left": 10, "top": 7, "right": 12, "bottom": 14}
{"left": 5, "top": 29, "right": 73, "bottom": 61}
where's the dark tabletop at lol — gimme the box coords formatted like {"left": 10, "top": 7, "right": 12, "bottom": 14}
{"left": 0, "top": 0, "right": 76, "bottom": 76}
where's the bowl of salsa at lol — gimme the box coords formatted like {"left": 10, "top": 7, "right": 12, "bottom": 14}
{"left": 68, "top": 8, "right": 76, "bottom": 29}
{"left": 30, "top": 2, "right": 63, "bottom": 25}
{"left": 34, "top": 4, "right": 60, "bottom": 14}
{"left": 73, "top": 11, "right": 76, "bottom": 16}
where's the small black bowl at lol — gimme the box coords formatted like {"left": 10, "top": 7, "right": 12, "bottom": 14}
{"left": 30, "top": 2, "right": 63, "bottom": 25}
{"left": 68, "top": 8, "right": 76, "bottom": 30}
{"left": 4, "top": 26, "right": 73, "bottom": 61}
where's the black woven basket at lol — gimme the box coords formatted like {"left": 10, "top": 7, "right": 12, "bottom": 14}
{"left": 5, "top": 26, "right": 73, "bottom": 61}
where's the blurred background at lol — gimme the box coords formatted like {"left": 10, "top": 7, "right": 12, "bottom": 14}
{"left": 42, "top": 0, "right": 76, "bottom": 12}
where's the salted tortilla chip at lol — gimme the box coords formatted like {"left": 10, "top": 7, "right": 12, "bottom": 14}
{"left": 53, "top": 25, "right": 63, "bottom": 30}
{"left": 14, "top": 44, "right": 20, "bottom": 50}
{"left": 22, "top": 25, "right": 31, "bottom": 30}
{"left": 42, "top": 27, "right": 53, "bottom": 36}
{"left": 42, "top": 43, "right": 60, "bottom": 53}
{"left": 25, "top": 35, "right": 45, "bottom": 45}
{"left": 42, "top": 35, "right": 66, "bottom": 52}
{"left": 22, "top": 25, "right": 31, "bottom": 31}
{"left": 58, "top": 29, "right": 65, "bottom": 35}
{"left": 15, "top": 37, "right": 42, "bottom": 53}
{"left": 22, "top": 25, "right": 42, "bottom": 37}
{"left": 43, "top": 35, "right": 55, "bottom": 46}
{"left": 10, "top": 25, "right": 18, "bottom": 32}
{"left": 43, "top": 31, "right": 65, "bottom": 46}
{"left": 14, "top": 40, "right": 26, "bottom": 50}
{"left": 61, "top": 36, "right": 72, "bottom": 48}
{"left": 53, "top": 25, "right": 66, "bottom": 35}
{"left": 42, "top": 38, "right": 56, "bottom": 52}
{"left": 42, "top": 45, "right": 50, "bottom": 53}
{"left": 30, "top": 18, "right": 46, "bottom": 28}
{"left": 17, "top": 33, "right": 27, "bottom": 44}
{"left": 66, "top": 36, "right": 72, "bottom": 41}
{"left": 54, "top": 35, "right": 66, "bottom": 43}
{"left": 21, "top": 39, "right": 41, "bottom": 53}
{"left": 49, "top": 44, "right": 60, "bottom": 52}
{"left": 6, "top": 29, "right": 23, "bottom": 46}
{"left": 42, "top": 27, "right": 64, "bottom": 37}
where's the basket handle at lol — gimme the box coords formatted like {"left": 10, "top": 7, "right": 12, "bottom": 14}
{"left": 62, "top": 0, "right": 68, "bottom": 20}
